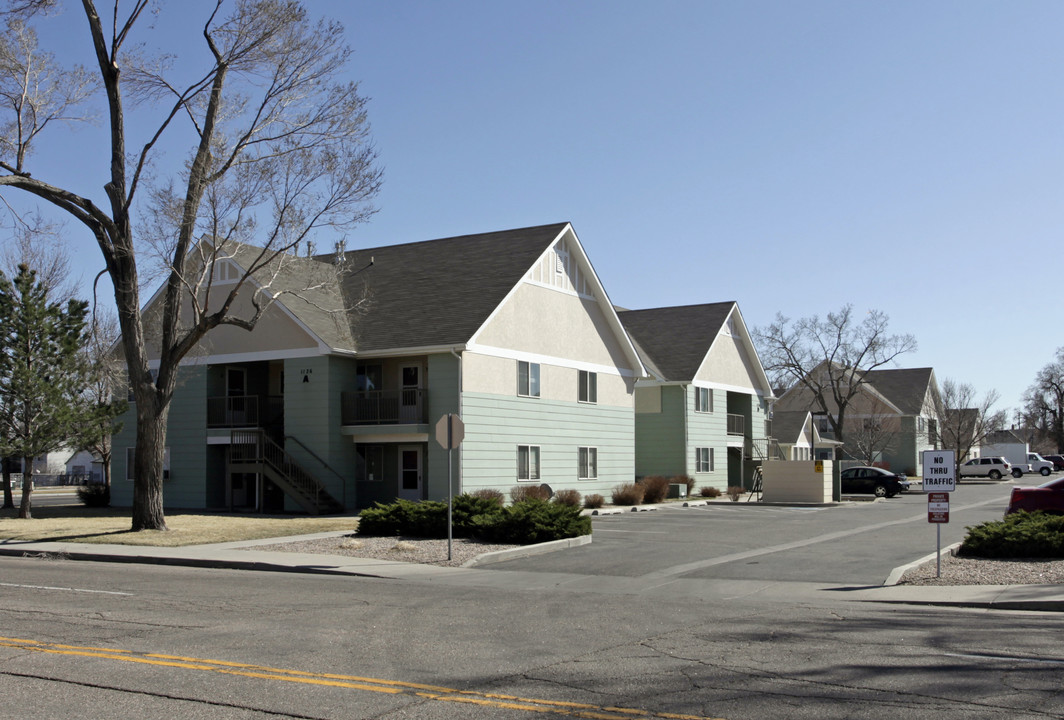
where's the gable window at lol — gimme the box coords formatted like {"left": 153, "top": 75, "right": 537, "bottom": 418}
{"left": 517, "top": 445, "right": 541, "bottom": 481}
{"left": 695, "top": 387, "right": 712, "bottom": 413}
{"left": 578, "top": 447, "right": 598, "bottom": 480}
{"left": 518, "top": 361, "right": 540, "bottom": 398}
{"left": 579, "top": 371, "right": 597, "bottom": 404}
{"left": 696, "top": 447, "right": 714, "bottom": 473}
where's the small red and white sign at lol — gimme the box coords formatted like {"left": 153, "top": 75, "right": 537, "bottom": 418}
{"left": 928, "top": 492, "right": 950, "bottom": 523}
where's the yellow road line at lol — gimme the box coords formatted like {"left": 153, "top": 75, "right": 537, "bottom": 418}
{"left": 0, "top": 636, "right": 725, "bottom": 720}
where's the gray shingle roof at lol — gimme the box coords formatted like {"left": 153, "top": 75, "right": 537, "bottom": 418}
{"left": 617, "top": 302, "right": 735, "bottom": 381}
{"left": 772, "top": 410, "right": 810, "bottom": 444}
{"left": 862, "top": 367, "right": 935, "bottom": 416}
{"left": 313, "top": 223, "right": 570, "bottom": 352}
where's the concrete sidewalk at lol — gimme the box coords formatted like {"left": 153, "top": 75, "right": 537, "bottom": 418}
{"left": 2, "top": 531, "right": 1062, "bottom": 612}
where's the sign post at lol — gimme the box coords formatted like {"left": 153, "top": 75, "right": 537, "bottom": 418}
{"left": 435, "top": 413, "right": 465, "bottom": 561}
{"left": 922, "top": 451, "right": 956, "bottom": 578}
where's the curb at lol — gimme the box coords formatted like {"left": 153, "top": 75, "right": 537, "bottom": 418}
{"left": 883, "top": 542, "right": 962, "bottom": 586}
{"left": 463, "top": 534, "right": 593, "bottom": 567}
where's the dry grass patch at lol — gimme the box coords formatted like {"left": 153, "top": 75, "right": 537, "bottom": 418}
{"left": 0, "top": 506, "right": 358, "bottom": 546}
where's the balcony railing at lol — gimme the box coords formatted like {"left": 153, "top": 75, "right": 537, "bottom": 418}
{"left": 208, "top": 395, "right": 259, "bottom": 428}
{"left": 341, "top": 389, "right": 426, "bottom": 425}
{"left": 727, "top": 413, "right": 745, "bottom": 436}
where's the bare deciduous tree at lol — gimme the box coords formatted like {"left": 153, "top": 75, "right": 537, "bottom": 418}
{"left": 0, "top": 1, "right": 382, "bottom": 530}
{"left": 842, "top": 396, "right": 900, "bottom": 466}
{"left": 1021, "top": 348, "right": 1064, "bottom": 453}
{"left": 755, "top": 305, "right": 917, "bottom": 455}
{"left": 936, "top": 379, "right": 1006, "bottom": 466}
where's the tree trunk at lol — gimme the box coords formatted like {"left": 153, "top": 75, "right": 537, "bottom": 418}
{"left": 2, "top": 458, "right": 12, "bottom": 509}
{"left": 131, "top": 402, "right": 169, "bottom": 531}
{"left": 18, "top": 455, "right": 33, "bottom": 519}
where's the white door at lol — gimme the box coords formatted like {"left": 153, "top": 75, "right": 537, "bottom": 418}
{"left": 398, "top": 445, "right": 423, "bottom": 500}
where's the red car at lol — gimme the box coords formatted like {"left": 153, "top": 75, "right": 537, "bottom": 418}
{"left": 1041, "top": 454, "right": 1064, "bottom": 471}
{"left": 1005, "top": 477, "right": 1064, "bottom": 516}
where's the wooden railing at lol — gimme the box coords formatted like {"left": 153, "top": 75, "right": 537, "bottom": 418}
{"left": 208, "top": 395, "right": 259, "bottom": 428}
{"left": 341, "top": 389, "right": 426, "bottom": 425}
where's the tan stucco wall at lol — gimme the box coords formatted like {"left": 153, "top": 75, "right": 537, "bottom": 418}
{"left": 141, "top": 286, "right": 320, "bottom": 361}
{"left": 474, "top": 282, "right": 635, "bottom": 372}
{"left": 696, "top": 331, "right": 763, "bottom": 391}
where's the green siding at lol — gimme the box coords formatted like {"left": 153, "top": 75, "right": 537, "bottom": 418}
{"left": 111, "top": 366, "right": 208, "bottom": 509}
{"left": 425, "top": 352, "right": 461, "bottom": 502}
{"left": 634, "top": 386, "right": 687, "bottom": 477}
{"left": 284, "top": 355, "right": 359, "bottom": 510}
{"left": 459, "top": 391, "right": 634, "bottom": 499}
{"left": 687, "top": 387, "right": 727, "bottom": 491}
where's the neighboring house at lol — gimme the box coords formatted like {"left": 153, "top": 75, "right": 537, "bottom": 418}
{"left": 773, "top": 364, "right": 941, "bottom": 475}
{"left": 111, "top": 223, "right": 647, "bottom": 512}
{"left": 772, "top": 410, "right": 843, "bottom": 461}
{"left": 617, "top": 302, "right": 776, "bottom": 491}
{"left": 64, "top": 450, "right": 105, "bottom": 483}
{"left": 980, "top": 429, "right": 1029, "bottom": 469}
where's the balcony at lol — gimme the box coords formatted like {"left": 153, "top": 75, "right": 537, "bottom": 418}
{"left": 727, "top": 413, "right": 745, "bottom": 436}
{"left": 208, "top": 395, "right": 259, "bottom": 428}
{"left": 341, "top": 389, "right": 426, "bottom": 425}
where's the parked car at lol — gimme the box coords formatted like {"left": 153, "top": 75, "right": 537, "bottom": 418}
{"left": 1042, "top": 454, "right": 1064, "bottom": 471}
{"left": 840, "top": 466, "right": 909, "bottom": 498}
{"left": 1027, "top": 453, "right": 1055, "bottom": 477}
{"left": 1005, "top": 477, "right": 1064, "bottom": 516}
{"left": 958, "top": 456, "right": 1013, "bottom": 480}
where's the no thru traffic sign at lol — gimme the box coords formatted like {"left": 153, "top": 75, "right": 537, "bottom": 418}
{"left": 922, "top": 450, "right": 956, "bottom": 492}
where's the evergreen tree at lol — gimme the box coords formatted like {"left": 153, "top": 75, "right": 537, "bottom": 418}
{"left": 0, "top": 264, "right": 93, "bottom": 518}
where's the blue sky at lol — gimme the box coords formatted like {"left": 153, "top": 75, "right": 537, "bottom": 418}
{"left": 14, "top": 1, "right": 1064, "bottom": 415}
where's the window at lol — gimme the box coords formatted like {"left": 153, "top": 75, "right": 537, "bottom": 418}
{"left": 517, "top": 445, "right": 541, "bottom": 481}
{"left": 695, "top": 387, "right": 712, "bottom": 413}
{"left": 579, "top": 370, "right": 597, "bottom": 404}
{"left": 518, "top": 361, "right": 540, "bottom": 397}
{"left": 696, "top": 447, "right": 714, "bottom": 473}
{"left": 578, "top": 447, "right": 597, "bottom": 480}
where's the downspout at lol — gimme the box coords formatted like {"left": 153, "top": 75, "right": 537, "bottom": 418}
{"left": 682, "top": 384, "right": 689, "bottom": 477}
{"left": 450, "top": 347, "right": 463, "bottom": 494}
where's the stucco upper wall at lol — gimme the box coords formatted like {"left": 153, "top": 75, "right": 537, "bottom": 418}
{"left": 474, "top": 281, "right": 635, "bottom": 372}
{"left": 463, "top": 351, "right": 635, "bottom": 407}
{"left": 141, "top": 286, "right": 320, "bottom": 361}
{"left": 696, "top": 330, "right": 764, "bottom": 392}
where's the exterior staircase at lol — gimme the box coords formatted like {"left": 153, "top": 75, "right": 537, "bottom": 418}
{"left": 228, "top": 430, "right": 343, "bottom": 514}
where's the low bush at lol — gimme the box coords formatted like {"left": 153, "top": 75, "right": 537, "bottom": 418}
{"left": 583, "top": 493, "right": 605, "bottom": 509}
{"left": 552, "top": 488, "right": 582, "bottom": 507}
{"left": 76, "top": 483, "right": 110, "bottom": 508}
{"left": 958, "top": 512, "right": 1064, "bottom": 558}
{"left": 639, "top": 476, "right": 671, "bottom": 504}
{"left": 700, "top": 486, "right": 721, "bottom": 498}
{"left": 357, "top": 499, "right": 447, "bottom": 537}
{"left": 511, "top": 484, "right": 552, "bottom": 503}
{"left": 470, "top": 488, "right": 505, "bottom": 506}
{"left": 612, "top": 482, "right": 645, "bottom": 506}
{"left": 726, "top": 486, "right": 744, "bottom": 502}
{"left": 474, "top": 499, "right": 590, "bottom": 544}
{"left": 357, "top": 493, "right": 589, "bottom": 544}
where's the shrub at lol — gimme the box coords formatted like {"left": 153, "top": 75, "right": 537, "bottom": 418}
{"left": 583, "top": 493, "right": 605, "bottom": 509}
{"left": 452, "top": 493, "right": 505, "bottom": 535}
{"left": 958, "top": 512, "right": 1064, "bottom": 558}
{"left": 612, "top": 482, "right": 645, "bottom": 506}
{"left": 77, "top": 483, "right": 110, "bottom": 508}
{"left": 470, "top": 488, "right": 505, "bottom": 506}
{"left": 475, "top": 499, "right": 591, "bottom": 544}
{"left": 727, "top": 486, "right": 744, "bottom": 502}
{"left": 511, "top": 484, "right": 552, "bottom": 503}
{"left": 357, "top": 499, "right": 447, "bottom": 537}
{"left": 552, "top": 488, "right": 582, "bottom": 507}
{"left": 700, "top": 486, "right": 721, "bottom": 498}
{"left": 675, "top": 475, "right": 696, "bottom": 496}
{"left": 639, "top": 475, "right": 670, "bottom": 504}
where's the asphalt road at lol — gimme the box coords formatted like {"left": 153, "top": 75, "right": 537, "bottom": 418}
{"left": 1, "top": 479, "right": 1061, "bottom": 719}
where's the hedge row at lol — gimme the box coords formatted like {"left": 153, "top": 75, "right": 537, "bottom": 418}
{"left": 356, "top": 494, "right": 590, "bottom": 545}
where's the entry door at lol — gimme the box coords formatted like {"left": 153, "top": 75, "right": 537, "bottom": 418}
{"left": 398, "top": 446, "right": 423, "bottom": 500}
{"left": 399, "top": 365, "right": 421, "bottom": 423}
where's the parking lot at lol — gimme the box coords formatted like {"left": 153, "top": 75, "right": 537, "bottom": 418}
{"left": 487, "top": 481, "right": 1020, "bottom": 586}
